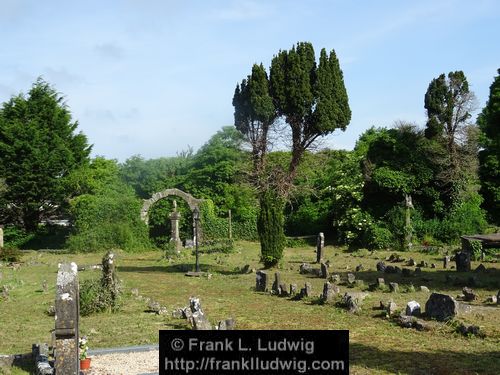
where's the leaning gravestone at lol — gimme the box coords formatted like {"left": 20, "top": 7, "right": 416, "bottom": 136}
{"left": 320, "top": 262, "right": 329, "bottom": 279}
{"left": 55, "top": 263, "right": 79, "bottom": 375}
{"left": 316, "top": 232, "right": 325, "bottom": 263}
{"left": 255, "top": 271, "right": 269, "bottom": 292}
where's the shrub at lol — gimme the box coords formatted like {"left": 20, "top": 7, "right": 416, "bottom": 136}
{"left": 79, "top": 251, "right": 121, "bottom": 315}
{"left": 79, "top": 278, "right": 113, "bottom": 316}
{"left": 2, "top": 226, "right": 34, "bottom": 248}
{"left": 0, "top": 247, "right": 21, "bottom": 262}
{"left": 257, "top": 190, "right": 285, "bottom": 267}
{"left": 200, "top": 200, "right": 258, "bottom": 241}
{"left": 67, "top": 186, "right": 151, "bottom": 252}
{"left": 366, "top": 225, "right": 394, "bottom": 250}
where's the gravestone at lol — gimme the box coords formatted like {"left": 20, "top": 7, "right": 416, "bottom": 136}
{"left": 272, "top": 272, "right": 281, "bottom": 294}
{"left": 389, "top": 282, "right": 399, "bottom": 293}
{"left": 320, "top": 262, "right": 329, "bottom": 279}
{"left": 406, "top": 301, "right": 421, "bottom": 316}
{"left": 54, "top": 263, "right": 79, "bottom": 375}
{"left": 255, "top": 271, "right": 269, "bottom": 292}
{"left": 462, "top": 287, "right": 477, "bottom": 301}
{"left": 0, "top": 225, "right": 3, "bottom": 248}
{"left": 299, "top": 283, "right": 312, "bottom": 298}
{"left": 316, "top": 232, "right": 325, "bottom": 263}
{"left": 443, "top": 256, "right": 450, "bottom": 269}
{"left": 321, "top": 282, "right": 339, "bottom": 303}
{"left": 347, "top": 273, "right": 356, "bottom": 285}
{"left": 455, "top": 251, "right": 471, "bottom": 272}
{"left": 425, "top": 293, "right": 459, "bottom": 321}
{"left": 289, "top": 284, "right": 297, "bottom": 296}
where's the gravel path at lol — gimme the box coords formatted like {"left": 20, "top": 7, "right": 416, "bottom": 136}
{"left": 86, "top": 350, "right": 159, "bottom": 375}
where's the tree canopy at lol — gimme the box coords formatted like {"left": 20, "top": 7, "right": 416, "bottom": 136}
{"left": 234, "top": 41, "right": 351, "bottom": 266}
{"left": 478, "top": 68, "right": 500, "bottom": 224}
{"left": 0, "top": 78, "right": 91, "bottom": 230}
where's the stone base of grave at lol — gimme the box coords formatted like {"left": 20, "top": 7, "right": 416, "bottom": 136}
{"left": 185, "top": 271, "right": 209, "bottom": 277}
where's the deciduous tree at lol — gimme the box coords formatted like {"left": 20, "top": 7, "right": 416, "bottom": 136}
{"left": 478, "top": 69, "right": 500, "bottom": 224}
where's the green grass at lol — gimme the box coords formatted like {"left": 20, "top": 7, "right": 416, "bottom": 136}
{"left": 0, "top": 242, "right": 499, "bottom": 374}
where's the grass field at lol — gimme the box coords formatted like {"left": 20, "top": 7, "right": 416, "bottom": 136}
{"left": 1, "top": 242, "right": 499, "bottom": 374}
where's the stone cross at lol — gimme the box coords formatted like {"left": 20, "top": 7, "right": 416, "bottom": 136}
{"left": 55, "top": 263, "right": 79, "bottom": 375}
{"left": 169, "top": 208, "right": 181, "bottom": 251}
{"left": 316, "top": 232, "right": 325, "bottom": 263}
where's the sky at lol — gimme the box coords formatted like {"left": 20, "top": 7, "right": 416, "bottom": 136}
{"left": 0, "top": 0, "right": 499, "bottom": 161}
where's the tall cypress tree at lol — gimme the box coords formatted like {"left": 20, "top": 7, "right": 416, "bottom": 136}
{"left": 234, "top": 42, "right": 351, "bottom": 267}
{"left": 478, "top": 69, "right": 500, "bottom": 224}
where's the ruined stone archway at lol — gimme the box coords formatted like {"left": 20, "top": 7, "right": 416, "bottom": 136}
{"left": 140, "top": 188, "right": 204, "bottom": 225}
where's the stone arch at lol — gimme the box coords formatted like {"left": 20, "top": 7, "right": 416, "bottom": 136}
{"left": 140, "top": 188, "right": 204, "bottom": 225}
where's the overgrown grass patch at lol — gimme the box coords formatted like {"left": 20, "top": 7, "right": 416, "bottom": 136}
{"left": 0, "top": 243, "right": 499, "bottom": 374}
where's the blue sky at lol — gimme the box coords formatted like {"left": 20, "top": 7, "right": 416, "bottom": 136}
{"left": 1, "top": 0, "right": 499, "bottom": 161}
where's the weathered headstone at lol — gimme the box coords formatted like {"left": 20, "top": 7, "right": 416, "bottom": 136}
{"left": 455, "top": 251, "right": 471, "bottom": 272}
{"left": 299, "top": 282, "right": 312, "bottom": 299}
{"left": 217, "top": 318, "right": 235, "bottom": 330}
{"left": 329, "top": 274, "right": 341, "bottom": 283}
{"left": 272, "top": 272, "right": 281, "bottom": 294}
{"left": 32, "top": 343, "right": 53, "bottom": 375}
{"left": 420, "top": 286, "right": 430, "bottom": 293}
{"left": 54, "top": 263, "right": 79, "bottom": 375}
{"left": 443, "top": 256, "right": 450, "bottom": 269}
{"left": 320, "top": 262, "right": 329, "bottom": 279}
{"left": 406, "top": 301, "right": 421, "bottom": 316}
{"left": 188, "top": 297, "right": 212, "bottom": 330}
{"left": 299, "top": 263, "right": 314, "bottom": 275}
{"left": 321, "top": 282, "right": 339, "bottom": 303}
{"left": 279, "top": 282, "right": 288, "bottom": 297}
{"left": 389, "top": 282, "right": 399, "bottom": 293}
{"left": 0, "top": 225, "right": 3, "bottom": 248}
{"left": 462, "top": 287, "right": 477, "bottom": 301}
{"left": 474, "top": 264, "right": 486, "bottom": 273}
{"left": 380, "top": 300, "right": 397, "bottom": 316}
{"left": 289, "top": 284, "right": 297, "bottom": 296}
{"left": 376, "top": 278, "right": 385, "bottom": 287}
{"left": 316, "top": 232, "right": 325, "bottom": 263}
{"left": 376, "top": 261, "right": 386, "bottom": 272}
{"left": 255, "top": 271, "right": 268, "bottom": 292}
{"left": 347, "top": 273, "right": 356, "bottom": 285}
{"left": 425, "top": 293, "right": 459, "bottom": 321}
{"left": 342, "top": 292, "right": 368, "bottom": 313}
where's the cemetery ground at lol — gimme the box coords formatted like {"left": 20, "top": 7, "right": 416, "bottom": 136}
{"left": 0, "top": 242, "right": 499, "bottom": 374}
